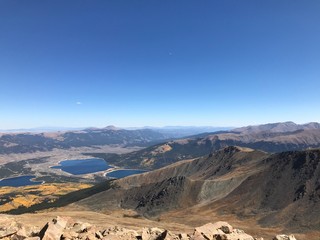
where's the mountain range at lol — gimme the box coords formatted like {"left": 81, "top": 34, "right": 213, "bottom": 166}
{"left": 1, "top": 121, "right": 319, "bottom": 156}
{"left": 0, "top": 128, "right": 171, "bottom": 154}
{"left": 1, "top": 121, "right": 320, "bottom": 239}
{"left": 90, "top": 122, "right": 320, "bottom": 170}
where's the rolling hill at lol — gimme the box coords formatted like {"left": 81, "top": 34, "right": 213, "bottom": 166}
{"left": 0, "top": 127, "right": 172, "bottom": 154}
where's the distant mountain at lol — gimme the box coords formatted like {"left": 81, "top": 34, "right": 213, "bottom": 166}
{"left": 93, "top": 122, "right": 320, "bottom": 170}
{"left": 0, "top": 127, "right": 85, "bottom": 133}
{"left": 2, "top": 121, "right": 320, "bottom": 160}
{"left": 233, "top": 121, "right": 320, "bottom": 134}
{"left": 125, "top": 126, "right": 233, "bottom": 138}
{"left": 76, "top": 146, "right": 320, "bottom": 232}
{"left": 0, "top": 128, "right": 172, "bottom": 154}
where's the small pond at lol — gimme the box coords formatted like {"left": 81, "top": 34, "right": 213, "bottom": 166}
{"left": 0, "top": 175, "right": 42, "bottom": 187}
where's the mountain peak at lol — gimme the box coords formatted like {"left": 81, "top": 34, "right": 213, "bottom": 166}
{"left": 104, "top": 125, "right": 121, "bottom": 130}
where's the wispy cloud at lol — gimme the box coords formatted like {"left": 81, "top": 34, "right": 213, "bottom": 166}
{"left": 76, "top": 101, "right": 82, "bottom": 105}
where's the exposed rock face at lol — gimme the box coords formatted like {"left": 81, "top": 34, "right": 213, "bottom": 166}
{"left": 0, "top": 216, "right": 297, "bottom": 240}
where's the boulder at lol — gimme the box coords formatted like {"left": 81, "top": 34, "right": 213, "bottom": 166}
{"left": 116, "top": 229, "right": 139, "bottom": 239}
{"left": 193, "top": 223, "right": 225, "bottom": 240}
{"left": 213, "top": 232, "right": 254, "bottom": 240}
{"left": 10, "top": 227, "right": 28, "bottom": 240}
{"left": 71, "top": 222, "right": 92, "bottom": 233}
{"left": 192, "top": 222, "right": 255, "bottom": 240}
{"left": 0, "top": 219, "right": 20, "bottom": 239}
{"left": 0, "top": 229, "right": 18, "bottom": 239}
{"left": 179, "top": 233, "right": 190, "bottom": 240}
{"left": 211, "top": 222, "right": 233, "bottom": 234}
{"left": 101, "top": 227, "right": 139, "bottom": 240}
{"left": 141, "top": 227, "right": 167, "bottom": 240}
{"left": 273, "top": 235, "right": 296, "bottom": 240}
{"left": 95, "top": 231, "right": 104, "bottom": 239}
{"left": 77, "top": 225, "right": 98, "bottom": 240}
{"left": 160, "top": 230, "right": 180, "bottom": 240}
{"left": 60, "top": 229, "right": 79, "bottom": 240}
{"left": 39, "top": 216, "right": 72, "bottom": 240}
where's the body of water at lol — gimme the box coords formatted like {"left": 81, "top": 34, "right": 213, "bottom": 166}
{"left": 106, "top": 169, "right": 146, "bottom": 179}
{"left": 51, "top": 158, "right": 111, "bottom": 175}
{"left": 0, "top": 175, "right": 42, "bottom": 187}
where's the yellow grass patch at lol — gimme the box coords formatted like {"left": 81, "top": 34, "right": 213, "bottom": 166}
{"left": 0, "top": 183, "right": 92, "bottom": 212}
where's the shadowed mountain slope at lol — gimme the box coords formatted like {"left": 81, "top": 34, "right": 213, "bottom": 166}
{"left": 216, "top": 149, "right": 320, "bottom": 231}
{"left": 76, "top": 147, "right": 320, "bottom": 232}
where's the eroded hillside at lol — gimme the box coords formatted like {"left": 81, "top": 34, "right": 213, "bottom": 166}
{"left": 75, "top": 147, "right": 320, "bottom": 233}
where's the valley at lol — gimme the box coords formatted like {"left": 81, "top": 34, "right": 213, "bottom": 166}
{"left": 0, "top": 145, "right": 143, "bottom": 185}
{"left": 0, "top": 122, "right": 320, "bottom": 239}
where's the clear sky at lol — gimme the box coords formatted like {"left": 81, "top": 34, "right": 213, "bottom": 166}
{"left": 1, "top": 1, "right": 319, "bottom": 129}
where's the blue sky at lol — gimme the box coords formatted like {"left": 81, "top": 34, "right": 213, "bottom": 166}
{"left": 1, "top": 1, "right": 320, "bottom": 129}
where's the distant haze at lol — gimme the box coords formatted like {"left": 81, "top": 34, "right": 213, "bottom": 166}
{"left": 0, "top": 125, "right": 232, "bottom": 135}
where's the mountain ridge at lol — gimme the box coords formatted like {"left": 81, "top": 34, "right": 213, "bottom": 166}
{"left": 74, "top": 147, "right": 320, "bottom": 233}
{"left": 233, "top": 121, "right": 320, "bottom": 134}
{"left": 96, "top": 122, "right": 320, "bottom": 170}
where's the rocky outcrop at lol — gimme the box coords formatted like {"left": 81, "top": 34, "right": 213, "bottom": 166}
{"left": 0, "top": 216, "right": 40, "bottom": 240}
{"left": 0, "top": 216, "right": 297, "bottom": 240}
{"left": 39, "top": 216, "right": 73, "bottom": 240}
{"left": 273, "top": 235, "right": 296, "bottom": 240}
{"left": 192, "top": 222, "right": 254, "bottom": 240}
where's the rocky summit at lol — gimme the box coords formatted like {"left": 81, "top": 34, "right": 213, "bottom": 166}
{"left": 0, "top": 216, "right": 297, "bottom": 240}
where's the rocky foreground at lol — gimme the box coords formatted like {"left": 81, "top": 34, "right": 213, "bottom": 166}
{"left": 0, "top": 216, "right": 297, "bottom": 240}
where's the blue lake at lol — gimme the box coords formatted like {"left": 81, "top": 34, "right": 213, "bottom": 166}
{"left": 0, "top": 175, "right": 42, "bottom": 187}
{"left": 51, "top": 158, "right": 112, "bottom": 175}
{"left": 106, "top": 169, "right": 146, "bottom": 179}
